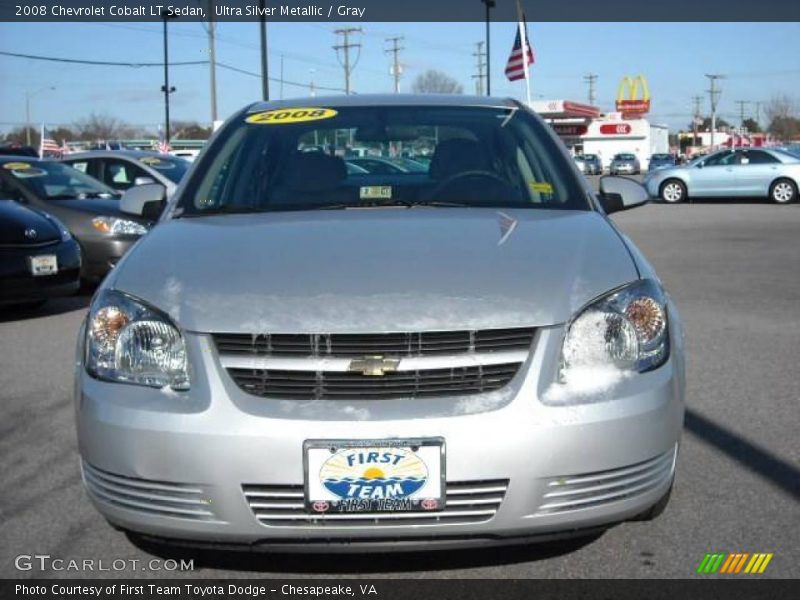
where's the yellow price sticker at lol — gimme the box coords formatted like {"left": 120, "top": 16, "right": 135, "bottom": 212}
{"left": 530, "top": 182, "right": 554, "bottom": 194}
{"left": 3, "top": 162, "right": 32, "bottom": 170}
{"left": 246, "top": 107, "right": 338, "bottom": 125}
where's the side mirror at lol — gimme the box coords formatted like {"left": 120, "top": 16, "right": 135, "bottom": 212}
{"left": 598, "top": 176, "right": 649, "bottom": 214}
{"left": 133, "top": 176, "right": 157, "bottom": 186}
{"left": 696, "top": 162, "right": 704, "bottom": 169}
{"left": 120, "top": 183, "right": 166, "bottom": 219}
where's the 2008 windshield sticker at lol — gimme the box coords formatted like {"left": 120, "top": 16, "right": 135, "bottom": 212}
{"left": 246, "top": 107, "right": 338, "bottom": 125}
{"left": 3, "top": 162, "right": 32, "bottom": 170}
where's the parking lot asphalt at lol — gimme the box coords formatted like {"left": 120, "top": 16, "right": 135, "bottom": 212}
{"left": 1, "top": 198, "right": 798, "bottom": 579}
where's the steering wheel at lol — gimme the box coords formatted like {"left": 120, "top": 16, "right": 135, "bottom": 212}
{"left": 425, "top": 170, "right": 511, "bottom": 203}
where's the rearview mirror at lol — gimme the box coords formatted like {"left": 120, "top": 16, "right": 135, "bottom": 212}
{"left": 598, "top": 176, "right": 649, "bottom": 214}
{"left": 120, "top": 183, "right": 166, "bottom": 220}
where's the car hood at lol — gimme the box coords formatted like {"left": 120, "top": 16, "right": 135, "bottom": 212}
{"left": 0, "top": 199, "right": 61, "bottom": 245}
{"left": 111, "top": 208, "right": 639, "bottom": 333}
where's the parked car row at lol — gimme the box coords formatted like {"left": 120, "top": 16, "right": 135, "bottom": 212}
{"left": 0, "top": 150, "right": 185, "bottom": 307}
{"left": 574, "top": 153, "right": 676, "bottom": 176}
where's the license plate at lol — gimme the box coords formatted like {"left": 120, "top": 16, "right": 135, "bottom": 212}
{"left": 29, "top": 254, "right": 58, "bottom": 276}
{"left": 304, "top": 438, "right": 445, "bottom": 514}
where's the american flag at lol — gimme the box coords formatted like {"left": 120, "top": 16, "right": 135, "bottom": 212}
{"left": 504, "top": 20, "right": 534, "bottom": 82}
{"left": 158, "top": 126, "right": 171, "bottom": 154}
{"left": 39, "top": 125, "right": 61, "bottom": 157}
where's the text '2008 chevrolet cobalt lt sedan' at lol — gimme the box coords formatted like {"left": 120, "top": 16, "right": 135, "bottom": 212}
{"left": 76, "top": 95, "right": 684, "bottom": 551}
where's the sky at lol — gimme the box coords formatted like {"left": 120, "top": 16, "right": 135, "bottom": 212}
{"left": 1, "top": 21, "right": 799, "bottom": 135}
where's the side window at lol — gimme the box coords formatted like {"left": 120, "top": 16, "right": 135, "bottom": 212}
{"left": 101, "top": 160, "right": 148, "bottom": 190}
{"left": 743, "top": 151, "right": 779, "bottom": 165}
{"left": 704, "top": 151, "right": 732, "bottom": 167}
{"left": 68, "top": 161, "right": 89, "bottom": 173}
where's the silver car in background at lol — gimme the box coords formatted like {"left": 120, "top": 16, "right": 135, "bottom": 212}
{"left": 75, "top": 95, "right": 684, "bottom": 551}
{"left": 62, "top": 150, "right": 190, "bottom": 197}
{"left": 645, "top": 147, "right": 800, "bottom": 204}
{"left": 609, "top": 153, "right": 641, "bottom": 175}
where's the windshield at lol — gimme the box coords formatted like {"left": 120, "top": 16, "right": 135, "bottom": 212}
{"left": 179, "top": 105, "right": 590, "bottom": 215}
{"left": 2, "top": 159, "right": 116, "bottom": 199}
{"left": 582, "top": 154, "right": 598, "bottom": 161}
{"left": 138, "top": 156, "right": 190, "bottom": 184}
{"left": 651, "top": 154, "right": 671, "bottom": 160}
{"left": 615, "top": 154, "right": 636, "bottom": 160}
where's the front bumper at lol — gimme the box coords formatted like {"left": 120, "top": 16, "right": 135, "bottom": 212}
{"left": 79, "top": 236, "right": 141, "bottom": 280}
{"left": 0, "top": 239, "right": 80, "bottom": 303}
{"left": 75, "top": 323, "right": 685, "bottom": 550}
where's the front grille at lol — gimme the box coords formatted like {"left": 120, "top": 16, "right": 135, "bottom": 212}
{"left": 213, "top": 328, "right": 535, "bottom": 357}
{"left": 82, "top": 462, "right": 215, "bottom": 521}
{"left": 243, "top": 479, "right": 509, "bottom": 527}
{"left": 536, "top": 448, "right": 676, "bottom": 514}
{"left": 227, "top": 363, "right": 520, "bottom": 400}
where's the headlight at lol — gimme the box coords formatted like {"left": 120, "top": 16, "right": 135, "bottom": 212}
{"left": 85, "top": 289, "right": 189, "bottom": 390}
{"left": 559, "top": 279, "right": 669, "bottom": 391}
{"left": 91, "top": 216, "right": 148, "bottom": 236}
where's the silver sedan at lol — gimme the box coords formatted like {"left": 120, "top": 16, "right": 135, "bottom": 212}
{"left": 75, "top": 95, "right": 684, "bottom": 551}
{"left": 644, "top": 148, "right": 800, "bottom": 204}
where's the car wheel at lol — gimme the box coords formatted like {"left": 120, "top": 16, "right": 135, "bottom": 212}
{"left": 660, "top": 179, "right": 686, "bottom": 204}
{"left": 769, "top": 178, "right": 797, "bottom": 204}
{"left": 631, "top": 482, "right": 673, "bottom": 521}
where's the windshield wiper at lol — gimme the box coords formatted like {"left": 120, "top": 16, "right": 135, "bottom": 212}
{"left": 179, "top": 205, "right": 268, "bottom": 217}
{"left": 409, "top": 200, "right": 475, "bottom": 208}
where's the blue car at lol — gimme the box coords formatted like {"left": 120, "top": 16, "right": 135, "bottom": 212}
{"left": 644, "top": 148, "right": 800, "bottom": 204}
{"left": 648, "top": 153, "right": 676, "bottom": 171}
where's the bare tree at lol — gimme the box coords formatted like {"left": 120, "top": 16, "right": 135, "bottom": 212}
{"left": 412, "top": 70, "right": 464, "bottom": 94}
{"left": 171, "top": 120, "right": 213, "bottom": 140}
{"left": 765, "top": 94, "right": 800, "bottom": 141}
{"left": 73, "top": 112, "right": 122, "bottom": 141}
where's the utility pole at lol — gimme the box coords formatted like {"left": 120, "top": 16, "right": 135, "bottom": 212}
{"left": 481, "top": 0, "right": 495, "bottom": 96}
{"left": 333, "top": 27, "right": 363, "bottom": 95}
{"left": 280, "top": 54, "right": 284, "bottom": 99}
{"left": 472, "top": 41, "right": 486, "bottom": 96}
{"left": 754, "top": 101, "right": 764, "bottom": 131}
{"left": 735, "top": 100, "right": 749, "bottom": 127}
{"left": 692, "top": 95, "right": 703, "bottom": 147}
{"left": 705, "top": 74, "right": 725, "bottom": 149}
{"left": 258, "top": 0, "right": 269, "bottom": 100}
{"left": 206, "top": 0, "right": 217, "bottom": 123}
{"left": 24, "top": 86, "right": 55, "bottom": 146}
{"left": 161, "top": 8, "right": 178, "bottom": 144}
{"left": 583, "top": 73, "right": 597, "bottom": 106}
{"left": 384, "top": 36, "right": 404, "bottom": 93}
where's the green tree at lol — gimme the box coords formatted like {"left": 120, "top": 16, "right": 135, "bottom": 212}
{"left": 741, "top": 118, "right": 761, "bottom": 133}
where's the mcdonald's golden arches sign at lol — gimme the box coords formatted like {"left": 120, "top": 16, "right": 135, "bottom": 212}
{"left": 616, "top": 75, "right": 651, "bottom": 116}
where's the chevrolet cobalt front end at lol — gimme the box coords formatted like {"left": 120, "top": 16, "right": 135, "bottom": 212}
{"left": 75, "top": 95, "right": 684, "bottom": 551}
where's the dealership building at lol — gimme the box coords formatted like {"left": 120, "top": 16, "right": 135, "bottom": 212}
{"left": 531, "top": 99, "right": 669, "bottom": 171}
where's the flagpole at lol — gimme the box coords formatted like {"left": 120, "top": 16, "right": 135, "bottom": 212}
{"left": 516, "top": 0, "right": 532, "bottom": 107}
{"left": 39, "top": 123, "right": 44, "bottom": 158}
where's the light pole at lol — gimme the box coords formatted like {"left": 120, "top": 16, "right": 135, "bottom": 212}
{"left": 162, "top": 9, "right": 179, "bottom": 145}
{"left": 481, "top": 0, "right": 495, "bottom": 96}
{"left": 25, "top": 86, "right": 55, "bottom": 146}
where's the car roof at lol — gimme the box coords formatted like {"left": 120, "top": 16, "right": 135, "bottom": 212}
{"left": 246, "top": 93, "right": 518, "bottom": 114}
{"left": 64, "top": 150, "right": 174, "bottom": 160}
{"left": 0, "top": 155, "right": 43, "bottom": 163}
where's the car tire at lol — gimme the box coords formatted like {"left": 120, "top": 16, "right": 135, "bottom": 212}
{"left": 660, "top": 179, "right": 686, "bottom": 204}
{"left": 769, "top": 178, "right": 797, "bottom": 204}
{"left": 631, "top": 482, "right": 673, "bottom": 521}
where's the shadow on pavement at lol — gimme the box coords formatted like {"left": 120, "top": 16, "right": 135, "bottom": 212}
{"left": 684, "top": 408, "right": 800, "bottom": 500}
{"left": 0, "top": 293, "right": 91, "bottom": 323}
{"left": 127, "top": 531, "right": 604, "bottom": 574}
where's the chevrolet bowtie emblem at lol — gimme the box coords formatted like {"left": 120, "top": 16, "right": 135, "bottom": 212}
{"left": 348, "top": 356, "right": 400, "bottom": 376}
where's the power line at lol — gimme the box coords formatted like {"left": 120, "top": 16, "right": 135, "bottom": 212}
{"left": 333, "top": 27, "right": 362, "bottom": 95}
{"left": 583, "top": 73, "right": 597, "bottom": 106}
{"left": 214, "top": 62, "right": 346, "bottom": 92}
{"left": 0, "top": 50, "right": 206, "bottom": 68}
{"left": 384, "top": 36, "right": 404, "bottom": 94}
{"left": 472, "top": 41, "right": 486, "bottom": 96}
